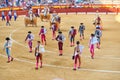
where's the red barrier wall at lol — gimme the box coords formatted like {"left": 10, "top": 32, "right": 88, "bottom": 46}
{"left": 0, "top": 7, "right": 120, "bottom": 17}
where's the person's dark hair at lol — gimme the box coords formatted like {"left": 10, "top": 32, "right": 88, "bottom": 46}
{"left": 52, "top": 23, "right": 55, "bottom": 25}
{"left": 41, "top": 26, "right": 44, "bottom": 28}
{"left": 28, "top": 31, "right": 31, "bottom": 33}
{"left": 71, "top": 26, "right": 74, "bottom": 28}
{"left": 6, "top": 37, "right": 10, "bottom": 40}
{"left": 58, "top": 31, "right": 62, "bottom": 34}
{"left": 80, "top": 23, "right": 83, "bottom": 25}
{"left": 37, "top": 41, "right": 40, "bottom": 43}
{"left": 76, "top": 41, "right": 80, "bottom": 45}
{"left": 91, "top": 33, "right": 95, "bottom": 37}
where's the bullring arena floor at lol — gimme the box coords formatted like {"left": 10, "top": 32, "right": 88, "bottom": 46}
{"left": 0, "top": 13, "right": 120, "bottom": 80}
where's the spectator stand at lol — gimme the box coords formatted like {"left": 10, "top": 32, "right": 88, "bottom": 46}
{"left": 0, "top": 2, "right": 120, "bottom": 17}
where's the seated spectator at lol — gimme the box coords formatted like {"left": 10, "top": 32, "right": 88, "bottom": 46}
{"left": 8, "top": 1, "right": 13, "bottom": 7}
{"left": 90, "top": 0, "right": 94, "bottom": 4}
{"left": 0, "top": 2, "right": 7, "bottom": 8}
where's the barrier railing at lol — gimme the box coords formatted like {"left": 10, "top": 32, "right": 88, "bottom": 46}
{"left": 0, "top": 4, "right": 120, "bottom": 11}
{"left": 0, "top": 4, "right": 120, "bottom": 17}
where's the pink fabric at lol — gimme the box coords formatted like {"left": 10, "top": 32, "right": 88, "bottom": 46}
{"left": 36, "top": 56, "right": 42, "bottom": 68}
{"left": 80, "top": 36, "right": 83, "bottom": 40}
{"left": 40, "top": 28, "right": 44, "bottom": 34}
{"left": 59, "top": 50, "right": 63, "bottom": 55}
{"left": 70, "top": 42, "right": 75, "bottom": 46}
{"left": 6, "top": 15, "right": 10, "bottom": 21}
{"left": 41, "top": 34, "right": 46, "bottom": 44}
{"left": 74, "top": 64, "right": 77, "bottom": 69}
{"left": 97, "top": 43, "right": 100, "bottom": 48}
{"left": 28, "top": 41, "right": 32, "bottom": 51}
{"left": 52, "top": 31, "right": 56, "bottom": 39}
{"left": 8, "top": 56, "right": 10, "bottom": 61}
{"left": 90, "top": 44, "right": 94, "bottom": 58}
{"left": 74, "top": 54, "right": 81, "bottom": 69}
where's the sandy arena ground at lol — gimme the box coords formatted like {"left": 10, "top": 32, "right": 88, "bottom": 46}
{"left": 0, "top": 13, "right": 120, "bottom": 80}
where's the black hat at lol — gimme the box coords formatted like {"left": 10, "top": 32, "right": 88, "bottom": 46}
{"left": 91, "top": 33, "right": 95, "bottom": 37}
{"left": 41, "top": 26, "right": 44, "bottom": 28}
{"left": 76, "top": 41, "right": 80, "bottom": 44}
{"left": 28, "top": 31, "right": 32, "bottom": 33}
{"left": 6, "top": 37, "right": 10, "bottom": 40}
{"left": 71, "top": 26, "right": 74, "bottom": 28}
{"left": 58, "top": 31, "right": 62, "bottom": 34}
{"left": 80, "top": 23, "right": 83, "bottom": 25}
{"left": 37, "top": 41, "right": 40, "bottom": 43}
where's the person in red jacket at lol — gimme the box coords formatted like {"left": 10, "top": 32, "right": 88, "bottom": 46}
{"left": 39, "top": 26, "right": 47, "bottom": 45}
{"left": 72, "top": 41, "right": 84, "bottom": 70}
{"left": 25, "top": 31, "right": 34, "bottom": 53}
{"left": 68, "top": 26, "right": 77, "bottom": 47}
{"left": 6, "top": 14, "right": 11, "bottom": 26}
{"left": 35, "top": 41, "right": 45, "bottom": 70}
{"left": 51, "top": 23, "right": 57, "bottom": 40}
{"left": 56, "top": 31, "right": 65, "bottom": 56}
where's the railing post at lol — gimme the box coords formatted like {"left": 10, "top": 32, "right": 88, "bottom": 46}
{"left": 86, "top": 11, "right": 87, "bottom": 14}
{"left": 106, "top": 11, "right": 108, "bottom": 15}
{"left": 66, "top": 12, "right": 68, "bottom": 15}
{"left": 76, "top": 11, "right": 77, "bottom": 15}
{"left": 116, "top": 8, "right": 118, "bottom": 15}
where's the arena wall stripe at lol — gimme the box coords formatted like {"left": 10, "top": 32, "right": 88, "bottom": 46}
{"left": 0, "top": 6, "right": 120, "bottom": 17}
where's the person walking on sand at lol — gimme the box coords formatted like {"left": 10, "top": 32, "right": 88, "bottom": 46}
{"left": 56, "top": 31, "right": 65, "bottom": 56}
{"left": 72, "top": 41, "right": 84, "bottom": 70}
{"left": 3, "top": 37, "right": 13, "bottom": 63}
{"left": 25, "top": 31, "right": 34, "bottom": 53}
{"left": 35, "top": 41, "right": 45, "bottom": 70}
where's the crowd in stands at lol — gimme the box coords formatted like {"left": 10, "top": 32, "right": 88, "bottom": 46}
{"left": 0, "top": 0, "right": 95, "bottom": 8}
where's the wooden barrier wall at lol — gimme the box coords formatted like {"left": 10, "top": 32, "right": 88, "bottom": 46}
{"left": 0, "top": 5, "right": 120, "bottom": 17}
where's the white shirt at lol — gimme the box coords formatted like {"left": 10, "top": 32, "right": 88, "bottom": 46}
{"left": 90, "top": 36, "right": 98, "bottom": 45}
{"left": 2, "top": 11, "right": 4, "bottom": 16}
{"left": 8, "top": 11, "right": 12, "bottom": 15}
{"left": 75, "top": 45, "right": 84, "bottom": 56}
{"left": 4, "top": 41, "right": 12, "bottom": 50}
{"left": 36, "top": 45, "right": 45, "bottom": 53}
{"left": 69, "top": 29, "right": 74, "bottom": 35}
{"left": 14, "top": 12, "right": 17, "bottom": 16}
{"left": 96, "top": 25, "right": 101, "bottom": 28}
{"left": 27, "top": 34, "right": 34, "bottom": 41}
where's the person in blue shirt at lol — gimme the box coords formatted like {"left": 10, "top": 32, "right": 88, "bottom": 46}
{"left": 78, "top": 23, "right": 85, "bottom": 40}
{"left": 1, "top": 11, "right": 5, "bottom": 21}
{"left": 3, "top": 37, "right": 13, "bottom": 63}
{"left": 95, "top": 27, "right": 102, "bottom": 49}
{"left": 14, "top": 11, "right": 17, "bottom": 21}
{"left": 25, "top": 31, "right": 34, "bottom": 53}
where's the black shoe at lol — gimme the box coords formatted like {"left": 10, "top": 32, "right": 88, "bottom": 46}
{"left": 29, "top": 51, "right": 32, "bottom": 53}
{"left": 59, "top": 54, "right": 63, "bottom": 56}
{"left": 11, "top": 58, "right": 14, "bottom": 61}
{"left": 73, "top": 68, "right": 76, "bottom": 71}
{"left": 78, "top": 67, "right": 80, "bottom": 69}
{"left": 91, "top": 56, "right": 94, "bottom": 59}
{"left": 35, "top": 67, "right": 38, "bottom": 70}
{"left": 40, "top": 66, "right": 42, "bottom": 68}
